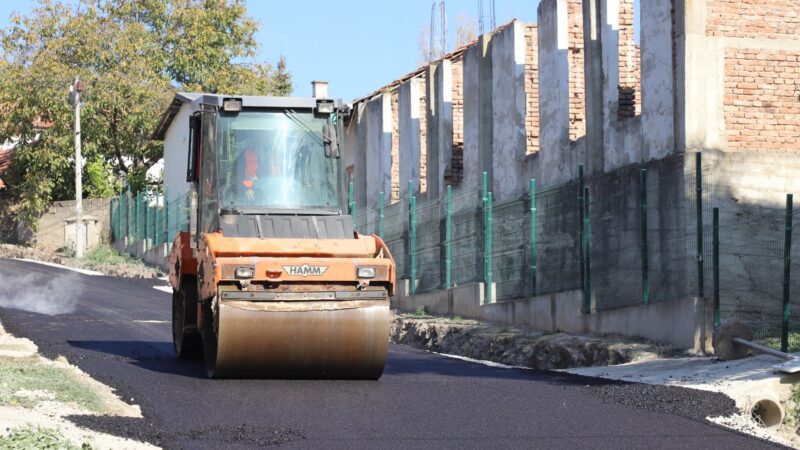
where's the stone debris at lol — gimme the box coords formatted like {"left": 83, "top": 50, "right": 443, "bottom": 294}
{"left": 391, "top": 313, "right": 676, "bottom": 370}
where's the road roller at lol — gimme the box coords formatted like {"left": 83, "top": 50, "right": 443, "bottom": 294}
{"left": 167, "top": 94, "right": 394, "bottom": 379}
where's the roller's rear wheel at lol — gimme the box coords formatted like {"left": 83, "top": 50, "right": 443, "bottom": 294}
{"left": 172, "top": 283, "right": 201, "bottom": 359}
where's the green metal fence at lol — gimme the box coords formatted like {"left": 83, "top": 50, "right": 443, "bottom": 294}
{"left": 108, "top": 154, "right": 800, "bottom": 350}
{"left": 110, "top": 189, "right": 192, "bottom": 249}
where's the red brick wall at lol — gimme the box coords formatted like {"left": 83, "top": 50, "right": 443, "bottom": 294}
{"left": 390, "top": 91, "right": 400, "bottom": 202}
{"left": 449, "top": 57, "right": 465, "bottom": 184}
{"left": 525, "top": 24, "right": 540, "bottom": 154}
{"left": 418, "top": 76, "right": 428, "bottom": 194}
{"left": 707, "top": 0, "right": 800, "bottom": 40}
{"left": 567, "top": 0, "right": 585, "bottom": 139}
{"left": 618, "top": 0, "right": 640, "bottom": 118}
{"left": 724, "top": 49, "right": 800, "bottom": 152}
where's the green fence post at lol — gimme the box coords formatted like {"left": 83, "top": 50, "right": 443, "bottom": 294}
{"left": 530, "top": 179, "right": 537, "bottom": 297}
{"left": 115, "top": 197, "right": 121, "bottom": 242}
{"left": 583, "top": 186, "right": 591, "bottom": 314}
{"left": 445, "top": 185, "right": 453, "bottom": 290}
{"left": 696, "top": 152, "right": 704, "bottom": 298}
{"left": 578, "top": 164, "right": 585, "bottom": 306}
{"left": 349, "top": 182, "right": 355, "bottom": 225}
{"left": 641, "top": 169, "right": 650, "bottom": 305}
{"left": 485, "top": 191, "right": 493, "bottom": 304}
{"left": 164, "top": 189, "right": 170, "bottom": 245}
{"left": 378, "top": 191, "right": 385, "bottom": 238}
{"left": 712, "top": 207, "right": 720, "bottom": 331}
{"left": 410, "top": 189, "right": 417, "bottom": 295}
{"left": 155, "top": 194, "right": 161, "bottom": 247}
{"left": 482, "top": 172, "right": 490, "bottom": 302}
{"left": 782, "top": 194, "right": 793, "bottom": 353}
{"left": 146, "top": 193, "right": 152, "bottom": 250}
{"left": 125, "top": 189, "right": 131, "bottom": 241}
{"left": 136, "top": 191, "right": 142, "bottom": 242}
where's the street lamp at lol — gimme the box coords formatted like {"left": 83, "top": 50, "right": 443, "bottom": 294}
{"left": 69, "top": 77, "right": 85, "bottom": 257}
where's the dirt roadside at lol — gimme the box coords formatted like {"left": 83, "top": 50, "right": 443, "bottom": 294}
{"left": 391, "top": 312, "right": 679, "bottom": 370}
{"left": 0, "top": 243, "right": 162, "bottom": 279}
{"left": 0, "top": 319, "right": 157, "bottom": 449}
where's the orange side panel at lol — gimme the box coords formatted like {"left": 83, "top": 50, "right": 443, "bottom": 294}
{"left": 168, "top": 232, "right": 197, "bottom": 290}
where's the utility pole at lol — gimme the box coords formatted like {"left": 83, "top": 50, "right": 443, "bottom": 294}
{"left": 69, "top": 77, "right": 85, "bottom": 257}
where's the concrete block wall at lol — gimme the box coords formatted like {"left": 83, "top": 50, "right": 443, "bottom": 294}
{"left": 20, "top": 198, "right": 112, "bottom": 251}
{"left": 342, "top": 1, "right": 800, "bottom": 346}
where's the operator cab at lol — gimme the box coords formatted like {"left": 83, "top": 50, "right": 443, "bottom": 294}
{"left": 186, "top": 95, "right": 353, "bottom": 239}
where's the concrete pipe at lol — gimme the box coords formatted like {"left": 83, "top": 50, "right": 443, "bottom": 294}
{"left": 750, "top": 397, "right": 784, "bottom": 430}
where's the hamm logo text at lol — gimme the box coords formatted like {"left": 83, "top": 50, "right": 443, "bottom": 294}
{"left": 282, "top": 264, "right": 329, "bottom": 276}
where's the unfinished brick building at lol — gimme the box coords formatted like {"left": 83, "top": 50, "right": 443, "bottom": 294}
{"left": 340, "top": 0, "right": 800, "bottom": 350}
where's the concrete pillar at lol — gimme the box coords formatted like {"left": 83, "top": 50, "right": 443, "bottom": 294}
{"left": 478, "top": 33, "right": 495, "bottom": 189}
{"left": 600, "top": 0, "right": 621, "bottom": 171}
{"left": 537, "top": 0, "right": 571, "bottom": 185}
{"left": 675, "top": 0, "right": 723, "bottom": 153}
{"left": 582, "top": 0, "right": 604, "bottom": 174}
{"left": 425, "top": 64, "right": 440, "bottom": 200}
{"left": 491, "top": 20, "right": 527, "bottom": 200}
{"left": 641, "top": 0, "right": 675, "bottom": 160}
{"left": 398, "top": 77, "right": 422, "bottom": 197}
{"left": 354, "top": 103, "right": 367, "bottom": 208}
{"left": 436, "top": 59, "right": 453, "bottom": 199}
{"left": 365, "top": 93, "right": 392, "bottom": 209}
{"left": 424, "top": 60, "right": 453, "bottom": 201}
{"left": 463, "top": 44, "right": 480, "bottom": 189}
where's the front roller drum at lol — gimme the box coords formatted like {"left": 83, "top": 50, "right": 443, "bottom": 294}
{"left": 202, "top": 299, "right": 390, "bottom": 379}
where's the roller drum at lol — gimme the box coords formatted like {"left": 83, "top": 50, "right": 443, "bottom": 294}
{"left": 203, "top": 298, "right": 390, "bottom": 379}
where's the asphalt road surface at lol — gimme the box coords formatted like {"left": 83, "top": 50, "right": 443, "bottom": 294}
{"left": 0, "top": 258, "right": 782, "bottom": 449}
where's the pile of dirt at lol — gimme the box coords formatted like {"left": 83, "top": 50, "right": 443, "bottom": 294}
{"left": 0, "top": 243, "right": 162, "bottom": 279}
{"left": 391, "top": 313, "right": 679, "bottom": 370}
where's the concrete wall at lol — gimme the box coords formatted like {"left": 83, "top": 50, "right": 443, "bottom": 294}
{"left": 342, "top": 2, "right": 800, "bottom": 346}
{"left": 491, "top": 21, "right": 527, "bottom": 200}
{"left": 163, "top": 104, "right": 192, "bottom": 201}
{"left": 20, "top": 198, "right": 112, "bottom": 251}
{"left": 395, "top": 284, "right": 712, "bottom": 352}
{"left": 365, "top": 94, "right": 392, "bottom": 208}
{"left": 398, "top": 78, "right": 422, "bottom": 197}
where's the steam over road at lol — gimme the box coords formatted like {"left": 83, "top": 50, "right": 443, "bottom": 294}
{"left": 0, "top": 258, "right": 779, "bottom": 449}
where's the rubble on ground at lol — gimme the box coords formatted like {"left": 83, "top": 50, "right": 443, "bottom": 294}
{"left": 391, "top": 312, "right": 678, "bottom": 370}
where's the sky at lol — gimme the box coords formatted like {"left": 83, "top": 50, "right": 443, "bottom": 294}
{"left": 0, "top": 0, "right": 542, "bottom": 101}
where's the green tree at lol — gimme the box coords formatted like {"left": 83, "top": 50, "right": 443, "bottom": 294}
{"left": 0, "top": 0, "right": 292, "bottom": 229}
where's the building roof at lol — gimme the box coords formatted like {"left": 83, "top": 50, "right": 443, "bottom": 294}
{"left": 151, "top": 92, "right": 201, "bottom": 141}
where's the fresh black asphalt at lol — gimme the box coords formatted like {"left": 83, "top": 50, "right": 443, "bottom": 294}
{"left": 0, "top": 258, "right": 782, "bottom": 449}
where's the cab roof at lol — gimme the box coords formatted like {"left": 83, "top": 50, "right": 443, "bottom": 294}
{"left": 152, "top": 92, "right": 344, "bottom": 141}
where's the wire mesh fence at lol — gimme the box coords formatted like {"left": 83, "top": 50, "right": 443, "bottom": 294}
{"left": 110, "top": 188, "right": 192, "bottom": 251}
{"left": 106, "top": 153, "right": 800, "bottom": 349}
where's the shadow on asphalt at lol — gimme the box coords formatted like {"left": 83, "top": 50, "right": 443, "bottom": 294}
{"left": 67, "top": 340, "right": 207, "bottom": 378}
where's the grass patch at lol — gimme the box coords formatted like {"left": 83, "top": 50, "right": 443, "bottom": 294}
{"left": 0, "top": 356, "right": 104, "bottom": 413}
{"left": 78, "top": 245, "right": 138, "bottom": 267}
{"left": 785, "top": 382, "right": 800, "bottom": 430}
{"left": 410, "top": 306, "right": 429, "bottom": 318}
{"left": 0, "top": 425, "right": 90, "bottom": 450}
{"left": 757, "top": 333, "right": 800, "bottom": 353}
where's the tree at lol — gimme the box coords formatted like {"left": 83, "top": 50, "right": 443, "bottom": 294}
{"left": 455, "top": 14, "right": 477, "bottom": 48}
{"left": 0, "top": 0, "right": 292, "bottom": 229}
